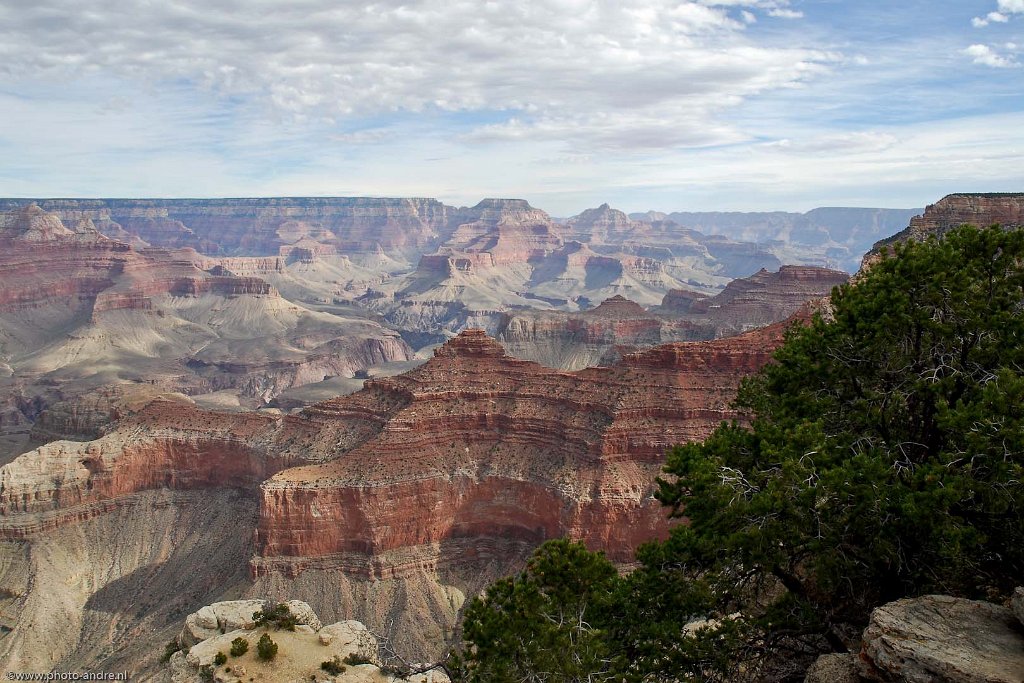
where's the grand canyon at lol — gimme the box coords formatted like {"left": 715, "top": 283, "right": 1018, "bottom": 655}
{"left": 1, "top": 192, "right": 1020, "bottom": 680}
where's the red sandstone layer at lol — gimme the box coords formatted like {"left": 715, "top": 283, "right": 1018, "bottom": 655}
{"left": 253, "top": 325, "right": 789, "bottom": 576}
{"left": 0, "top": 324, "right": 791, "bottom": 579}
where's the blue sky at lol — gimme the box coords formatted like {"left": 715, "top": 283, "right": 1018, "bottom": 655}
{"left": 0, "top": 0, "right": 1021, "bottom": 215}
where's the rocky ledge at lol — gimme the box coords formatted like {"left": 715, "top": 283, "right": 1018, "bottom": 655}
{"left": 805, "top": 590, "right": 1024, "bottom": 683}
{"left": 866, "top": 193, "right": 1024, "bottom": 268}
{"left": 169, "top": 599, "right": 448, "bottom": 683}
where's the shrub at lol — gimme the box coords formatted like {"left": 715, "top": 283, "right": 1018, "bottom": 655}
{"left": 256, "top": 633, "right": 278, "bottom": 661}
{"left": 320, "top": 657, "right": 346, "bottom": 675}
{"left": 214, "top": 652, "right": 227, "bottom": 666}
{"left": 230, "top": 637, "right": 249, "bottom": 657}
{"left": 342, "top": 652, "right": 373, "bottom": 666}
{"left": 160, "top": 639, "right": 181, "bottom": 663}
{"left": 253, "top": 603, "right": 298, "bottom": 631}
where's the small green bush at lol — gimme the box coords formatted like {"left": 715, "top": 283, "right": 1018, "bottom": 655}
{"left": 214, "top": 652, "right": 227, "bottom": 666}
{"left": 160, "top": 639, "right": 181, "bottom": 663}
{"left": 320, "top": 656, "right": 345, "bottom": 675}
{"left": 342, "top": 652, "right": 373, "bottom": 666}
{"left": 230, "top": 637, "right": 249, "bottom": 657}
{"left": 253, "top": 603, "right": 298, "bottom": 631}
{"left": 256, "top": 633, "right": 278, "bottom": 661}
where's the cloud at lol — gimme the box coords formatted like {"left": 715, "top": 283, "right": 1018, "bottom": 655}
{"left": 973, "top": 11, "right": 1009, "bottom": 26}
{"left": 963, "top": 43, "right": 1019, "bottom": 67}
{"left": 0, "top": 0, "right": 833, "bottom": 152}
{"left": 973, "top": 0, "right": 1024, "bottom": 26}
{"left": 767, "top": 9, "right": 804, "bottom": 19}
{"left": 765, "top": 131, "right": 900, "bottom": 155}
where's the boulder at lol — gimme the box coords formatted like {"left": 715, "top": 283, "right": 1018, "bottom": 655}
{"left": 317, "top": 620, "right": 377, "bottom": 659}
{"left": 178, "top": 600, "right": 266, "bottom": 648}
{"left": 859, "top": 594, "right": 1024, "bottom": 683}
{"left": 1011, "top": 587, "right": 1024, "bottom": 627}
{"left": 283, "top": 599, "right": 322, "bottom": 630}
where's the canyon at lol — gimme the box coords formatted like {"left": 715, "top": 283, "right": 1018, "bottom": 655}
{"left": 496, "top": 265, "right": 847, "bottom": 369}
{"left": 0, "top": 323, "right": 789, "bottom": 677}
{"left": 0, "top": 199, "right": 855, "bottom": 463}
{"left": 0, "top": 192, "right": 1016, "bottom": 679}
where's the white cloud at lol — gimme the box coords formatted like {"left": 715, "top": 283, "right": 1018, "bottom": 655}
{"left": 973, "top": 0, "right": 1023, "bottom": 26}
{"left": 0, "top": 0, "right": 834, "bottom": 152}
{"left": 768, "top": 8, "right": 804, "bottom": 19}
{"left": 765, "top": 131, "right": 899, "bottom": 155}
{"left": 963, "top": 43, "right": 1019, "bottom": 67}
{"left": 971, "top": 12, "right": 1008, "bottom": 27}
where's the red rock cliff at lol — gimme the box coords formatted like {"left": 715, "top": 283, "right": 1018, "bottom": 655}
{"left": 864, "top": 193, "right": 1024, "bottom": 268}
{"left": 253, "top": 325, "right": 789, "bottom": 577}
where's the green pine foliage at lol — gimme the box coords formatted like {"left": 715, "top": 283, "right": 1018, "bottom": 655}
{"left": 455, "top": 225, "right": 1024, "bottom": 681}
{"left": 253, "top": 603, "right": 298, "bottom": 630}
{"left": 458, "top": 539, "right": 620, "bottom": 683}
{"left": 229, "top": 636, "right": 249, "bottom": 657}
{"left": 256, "top": 633, "right": 278, "bottom": 661}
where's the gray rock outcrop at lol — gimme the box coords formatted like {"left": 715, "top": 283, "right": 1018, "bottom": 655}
{"left": 857, "top": 594, "right": 1024, "bottom": 683}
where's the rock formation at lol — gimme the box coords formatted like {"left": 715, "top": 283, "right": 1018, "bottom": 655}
{"left": 497, "top": 266, "right": 845, "bottom": 369}
{"left": 630, "top": 205, "right": 921, "bottom": 273}
{"left": 0, "top": 205, "right": 415, "bottom": 460}
{"left": 0, "top": 198, "right": 454, "bottom": 257}
{"left": 806, "top": 591, "right": 1024, "bottom": 683}
{"left": 255, "top": 326, "right": 786, "bottom": 576}
{"left": 865, "top": 193, "right": 1024, "bottom": 268}
{"left": 667, "top": 264, "right": 848, "bottom": 335}
{"left": 0, "top": 325, "right": 789, "bottom": 671}
{"left": 169, "top": 600, "right": 448, "bottom": 683}
{"left": 0, "top": 197, "right": 853, "bottom": 348}
{"left": 858, "top": 594, "right": 1024, "bottom": 682}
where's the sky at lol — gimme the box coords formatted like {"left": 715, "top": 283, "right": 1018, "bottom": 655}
{"left": 0, "top": 0, "right": 1022, "bottom": 215}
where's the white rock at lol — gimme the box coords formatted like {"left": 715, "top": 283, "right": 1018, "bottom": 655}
{"left": 212, "top": 599, "right": 266, "bottom": 631}
{"left": 283, "top": 599, "right": 322, "bottom": 630}
{"left": 318, "top": 620, "right": 377, "bottom": 659}
{"left": 178, "top": 600, "right": 266, "bottom": 649}
{"left": 194, "top": 605, "right": 219, "bottom": 629}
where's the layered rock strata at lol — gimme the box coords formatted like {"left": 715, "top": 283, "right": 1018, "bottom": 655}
{"left": 0, "top": 326, "right": 789, "bottom": 667}
{"left": 0, "top": 198, "right": 454, "bottom": 256}
{"left": 253, "top": 326, "right": 788, "bottom": 577}
{"left": 866, "top": 193, "right": 1024, "bottom": 267}
{"left": 0, "top": 205, "right": 415, "bottom": 442}
{"left": 496, "top": 266, "right": 844, "bottom": 369}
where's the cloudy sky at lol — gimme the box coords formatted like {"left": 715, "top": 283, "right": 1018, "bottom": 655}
{"left": 0, "top": 0, "right": 1021, "bottom": 214}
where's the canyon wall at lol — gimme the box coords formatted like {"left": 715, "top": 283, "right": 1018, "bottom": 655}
{"left": 497, "top": 266, "right": 845, "bottom": 369}
{"left": 0, "top": 325, "right": 790, "bottom": 668}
